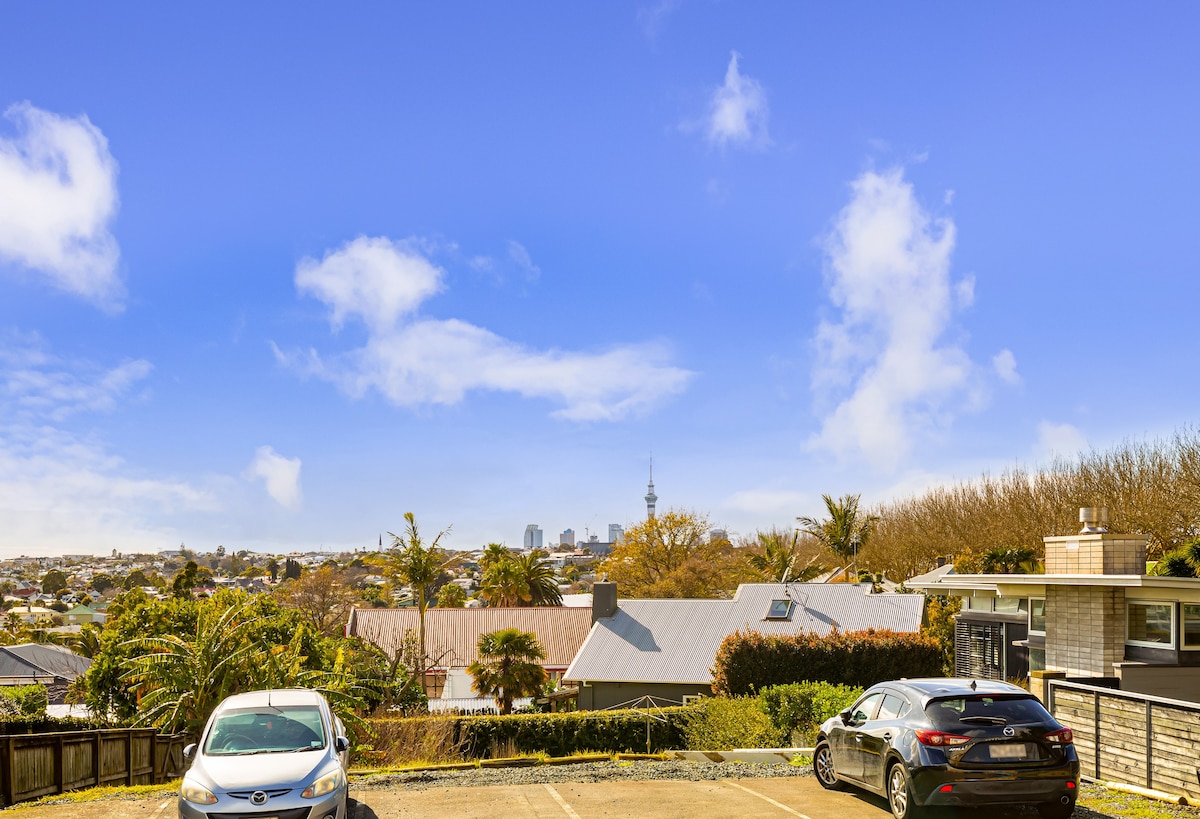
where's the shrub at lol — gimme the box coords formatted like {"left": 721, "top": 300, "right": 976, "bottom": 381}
{"left": 0, "top": 685, "right": 49, "bottom": 717}
{"left": 757, "top": 682, "right": 862, "bottom": 745}
{"left": 680, "top": 696, "right": 783, "bottom": 751}
{"left": 712, "top": 629, "right": 943, "bottom": 696}
{"left": 361, "top": 707, "right": 692, "bottom": 764}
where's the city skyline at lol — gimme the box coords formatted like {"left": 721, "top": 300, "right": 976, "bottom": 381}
{"left": 2, "top": 4, "right": 1199, "bottom": 556}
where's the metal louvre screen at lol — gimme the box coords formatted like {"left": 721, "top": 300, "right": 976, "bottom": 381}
{"left": 954, "top": 619, "right": 1005, "bottom": 680}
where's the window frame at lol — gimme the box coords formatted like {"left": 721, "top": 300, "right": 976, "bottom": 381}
{"left": 1181, "top": 603, "right": 1200, "bottom": 651}
{"left": 765, "top": 599, "right": 793, "bottom": 621}
{"left": 1028, "top": 597, "right": 1046, "bottom": 636}
{"left": 1125, "top": 600, "right": 1176, "bottom": 649}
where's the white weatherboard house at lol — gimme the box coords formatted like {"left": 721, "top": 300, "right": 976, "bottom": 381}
{"left": 564, "top": 582, "right": 924, "bottom": 710}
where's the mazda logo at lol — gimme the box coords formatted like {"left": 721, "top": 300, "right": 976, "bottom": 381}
{"left": 250, "top": 791, "right": 268, "bottom": 805}
{"left": 1003, "top": 727, "right": 1016, "bottom": 737}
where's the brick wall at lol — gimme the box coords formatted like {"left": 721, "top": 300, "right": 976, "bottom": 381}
{"left": 1043, "top": 534, "right": 1146, "bottom": 575}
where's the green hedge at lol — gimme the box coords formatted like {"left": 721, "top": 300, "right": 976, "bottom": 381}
{"left": 712, "top": 629, "right": 943, "bottom": 696}
{"left": 757, "top": 681, "right": 863, "bottom": 743}
{"left": 368, "top": 707, "right": 691, "bottom": 761}
{"left": 0, "top": 685, "right": 49, "bottom": 717}
{"left": 0, "top": 715, "right": 108, "bottom": 735}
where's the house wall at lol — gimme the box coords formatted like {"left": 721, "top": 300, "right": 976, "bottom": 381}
{"left": 577, "top": 681, "right": 708, "bottom": 711}
{"left": 1113, "top": 663, "right": 1200, "bottom": 700}
{"left": 1043, "top": 534, "right": 1147, "bottom": 575}
{"left": 1045, "top": 585, "right": 1124, "bottom": 676}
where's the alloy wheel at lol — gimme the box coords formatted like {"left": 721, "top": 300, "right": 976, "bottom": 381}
{"left": 888, "top": 764, "right": 911, "bottom": 819}
{"left": 814, "top": 744, "right": 837, "bottom": 787}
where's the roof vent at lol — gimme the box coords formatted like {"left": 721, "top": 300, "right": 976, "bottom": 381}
{"left": 1079, "top": 507, "right": 1109, "bottom": 534}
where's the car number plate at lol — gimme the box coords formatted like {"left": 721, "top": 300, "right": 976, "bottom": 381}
{"left": 988, "top": 743, "right": 1028, "bottom": 760}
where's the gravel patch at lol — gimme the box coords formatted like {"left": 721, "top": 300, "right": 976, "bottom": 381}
{"left": 355, "top": 759, "right": 809, "bottom": 791}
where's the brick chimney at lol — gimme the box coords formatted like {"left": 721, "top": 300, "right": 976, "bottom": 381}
{"left": 591, "top": 581, "right": 617, "bottom": 622}
{"left": 1043, "top": 507, "right": 1147, "bottom": 575}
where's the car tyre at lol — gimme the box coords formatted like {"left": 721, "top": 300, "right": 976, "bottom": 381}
{"left": 1036, "top": 800, "right": 1075, "bottom": 819}
{"left": 813, "top": 741, "right": 845, "bottom": 790}
{"left": 887, "top": 762, "right": 923, "bottom": 819}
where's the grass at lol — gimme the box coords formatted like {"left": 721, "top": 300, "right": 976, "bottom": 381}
{"left": 1078, "top": 782, "right": 1200, "bottom": 819}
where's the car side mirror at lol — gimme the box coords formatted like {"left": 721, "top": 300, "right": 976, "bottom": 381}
{"left": 839, "top": 708, "right": 852, "bottom": 725}
{"left": 183, "top": 743, "right": 196, "bottom": 761}
{"left": 335, "top": 736, "right": 349, "bottom": 753}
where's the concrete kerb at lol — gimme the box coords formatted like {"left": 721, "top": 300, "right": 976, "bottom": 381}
{"left": 349, "top": 748, "right": 813, "bottom": 777}
{"left": 669, "top": 748, "right": 815, "bottom": 764}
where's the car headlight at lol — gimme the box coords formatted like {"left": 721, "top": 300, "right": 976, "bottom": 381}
{"left": 180, "top": 778, "right": 218, "bottom": 805}
{"left": 302, "top": 769, "right": 342, "bottom": 798}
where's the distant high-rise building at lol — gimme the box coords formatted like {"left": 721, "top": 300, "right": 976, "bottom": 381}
{"left": 523, "top": 524, "right": 543, "bottom": 550}
{"left": 608, "top": 524, "right": 624, "bottom": 543}
{"left": 645, "top": 459, "right": 658, "bottom": 519}
{"left": 560, "top": 528, "right": 576, "bottom": 547}
{"left": 709, "top": 529, "right": 728, "bottom": 543}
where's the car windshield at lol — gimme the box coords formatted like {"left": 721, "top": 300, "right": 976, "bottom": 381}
{"left": 203, "top": 705, "right": 327, "bottom": 755}
{"left": 925, "top": 695, "right": 1050, "bottom": 728}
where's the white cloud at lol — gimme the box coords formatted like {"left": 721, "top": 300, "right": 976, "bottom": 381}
{"left": 1034, "top": 421, "right": 1087, "bottom": 462}
{"left": 0, "top": 330, "right": 151, "bottom": 421}
{"left": 507, "top": 240, "right": 540, "bottom": 282}
{"left": 637, "top": 0, "right": 681, "bottom": 38}
{"left": 723, "top": 488, "right": 812, "bottom": 518}
{"left": 993, "top": 349, "right": 1020, "bottom": 385}
{"left": 811, "top": 167, "right": 981, "bottom": 471}
{"left": 283, "top": 236, "right": 693, "bottom": 421}
{"left": 707, "top": 52, "right": 770, "bottom": 150}
{"left": 246, "top": 446, "right": 302, "bottom": 510}
{"left": 0, "top": 102, "right": 122, "bottom": 309}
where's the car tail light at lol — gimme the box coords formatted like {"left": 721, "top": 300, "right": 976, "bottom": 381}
{"left": 1067, "top": 781, "right": 1076, "bottom": 789}
{"left": 915, "top": 729, "right": 972, "bottom": 747}
{"left": 1045, "top": 727, "right": 1074, "bottom": 744}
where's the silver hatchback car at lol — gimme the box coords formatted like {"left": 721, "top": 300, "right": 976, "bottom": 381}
{"left": 178, "top": 688, "right": 350, "bottom": 819}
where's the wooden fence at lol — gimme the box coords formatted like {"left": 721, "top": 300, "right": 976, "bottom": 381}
{"left": 0, "top": 728, "right": 187, "bottom": 807}
{"left": 1047, "top": 678, "right": 1200, "bottom": 801}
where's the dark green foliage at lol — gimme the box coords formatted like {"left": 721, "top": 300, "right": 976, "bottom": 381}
{"left": 0, "top": 715, "right": 104, "bottom": 734}
{"left": 369, "top": 708, "right": 692, "bottom": 759}
{"left": 757, "top": 681, "right": 862, "bottom": 742}
{"left": 0, "top": 685, "right": 50, "bottom": 717}
{"left": 711, "top": 629, "right": 943, "bottom": 696}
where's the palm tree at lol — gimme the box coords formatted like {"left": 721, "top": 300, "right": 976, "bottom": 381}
{"left": 467, "top": 628, "right": 547, "bottom": 715}
{"left": 479, "top": 543, "right": 511, "bottom": 570}
{"left": 979, "top": 546, "right": 1038, "bottom": 574}
{"left": 121, "top": 599, "right": 256, "bottom": 734}
{"left": 390, "top": 512, "right": 455, "bottom": 692}
{"left": 512, "top": 551, "right": 563, "bottom": 606}
{"left": 746, "top": 529, "right": 827, "bottom": 583}
{"left": 797, "top": 494, "right": 879, "bottom": 582}
{"left": 478, "top": 558, "right": 523, "bottom": 607}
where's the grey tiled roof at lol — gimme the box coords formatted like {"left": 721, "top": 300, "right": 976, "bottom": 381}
{"left": 564, "top": 583, "right": 924, "bottom": 685}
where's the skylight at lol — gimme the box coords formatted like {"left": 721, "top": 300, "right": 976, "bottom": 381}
{"left": 766, "top": 599, "right": 793, "bottom": 620}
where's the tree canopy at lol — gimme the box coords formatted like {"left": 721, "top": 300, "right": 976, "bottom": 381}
{"left": 601, "top": 510, "right": 753, "bottom": 598}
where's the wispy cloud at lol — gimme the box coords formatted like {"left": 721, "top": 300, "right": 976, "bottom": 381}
{"left": 706, "top": 52, "right": 770, "bottom": 150}
{"left": 993, "top": 349, "right": 1020, "bottom": 385}
{"left": 280, "top": 236, "right": 693, "bottom": 421}
{"left": 0, "top": 102, "right": 122, "bottom": 310}
{"left": 1034, "top": 421, "right": 1087, "bottom": 462}
{"left": 811, "top": 167, "right": 981, "bottom": 471}
{"left": 0, "top": 330, "right": 151, "bottom": 421}
{"left": 637, "top": 0, "right": 681, "bottom": 38}
{"left": 245, "top": 445, "right": 302, "bottom": 510}
{"left": 507, "top": 240, "right": 540, "bottom": 282}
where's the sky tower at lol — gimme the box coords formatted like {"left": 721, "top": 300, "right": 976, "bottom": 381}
{"left": 645, "top": 459, "right": 658, "bottom": 519}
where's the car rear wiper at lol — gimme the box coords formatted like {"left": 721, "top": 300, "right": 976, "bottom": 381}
{"left": 958, "top": 716, "right": 1008, "bottom": 725}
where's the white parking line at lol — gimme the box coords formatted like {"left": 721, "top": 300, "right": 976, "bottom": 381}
{"left": 722, "top": 780, "right": 814, "bottom": 818}
{"left": 544, "top": 783, "right": 583, "bottom": 819}
{"left": 152, "top": 798, "right": 174, "bottom": 817}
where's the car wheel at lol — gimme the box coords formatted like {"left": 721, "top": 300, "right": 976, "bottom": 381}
{"left": 1037, "top": 799, "right": 1075, "bottom": 819}
{"left": 812, "top": 741, "right": 844, "bottom": 790}
{"left": 887, "top": 762, "right": 922, "bottom": 819}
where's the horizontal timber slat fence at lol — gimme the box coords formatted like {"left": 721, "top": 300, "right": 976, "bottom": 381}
{"left": 0, "top": 728, "right": 187, "bottom": 808}
{"left": 1047, "top": 678, "right": 1200, "bottom": 802}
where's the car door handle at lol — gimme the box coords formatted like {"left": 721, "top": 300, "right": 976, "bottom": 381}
{"left": 855, "top": 733, "right": 864, "bottom": 741}
{"left": 883, "top": 734, "right": 892, "bottom": 741}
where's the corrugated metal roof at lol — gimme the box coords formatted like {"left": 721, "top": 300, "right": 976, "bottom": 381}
{"left": 346, "top": 607, "right": 593, "bottom": 670}
{"left": 564, "top": 583, "right": 924, "bottom": 685}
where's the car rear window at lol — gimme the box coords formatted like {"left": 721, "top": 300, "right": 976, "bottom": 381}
{"left": 925, "top": 695, "right": 1050, "bottom": 727}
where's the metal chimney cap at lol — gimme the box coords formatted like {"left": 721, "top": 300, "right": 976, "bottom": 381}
{"left": 1079, "top": 507, "right": 1109, "bottom": 534}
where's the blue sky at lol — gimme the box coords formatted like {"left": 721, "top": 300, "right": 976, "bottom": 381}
{"left": 1, "top": 4, "right": 1198, "bottom": 556}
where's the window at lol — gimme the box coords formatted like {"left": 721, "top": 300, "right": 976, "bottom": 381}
{"left": 682, "top": 694, "right": 704, "bottom": 705}
{"left": 878, "top": 693, "right": 908, "bottom": 720}
{"left": 1183, "top": 605, "right": 1200, "bottom": 650}
{"left": 765, "top": 599, "right": 793, "bottom": 620}
{"left": 1029, "top": 598, "right": 1046, "bottom": 635}
{"left": 849, "top": 693, "right": 882, "bottom": 725}
{"left": 1126, "top": 601, "right": 1174, "bottom": 647}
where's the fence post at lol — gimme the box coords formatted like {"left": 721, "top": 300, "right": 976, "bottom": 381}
{"left": 1145, "top": 701, "right": 1153, "bottom": 790}
{"left": 54, "top": 735, "right": 64, "bottom": 796}
{"left": 1093, "top": 690, "right": 1101, "bottom": 780}
{"left": 126, "top": 731, "right": 134, "bottom": 786}
{"left": 0, "top": 735, "right": 12, "bottom": 807}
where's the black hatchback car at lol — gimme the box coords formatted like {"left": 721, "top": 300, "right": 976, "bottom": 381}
{"left": 813, "top": 678, "right": 1079, "bottom": 819}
